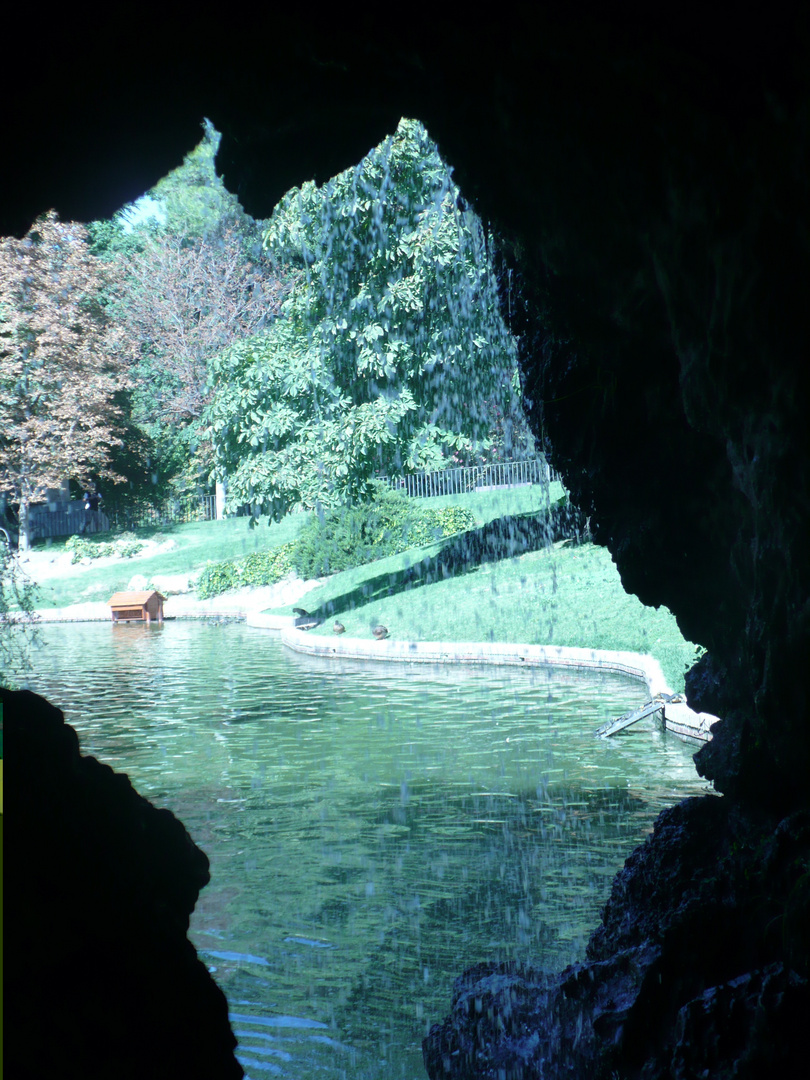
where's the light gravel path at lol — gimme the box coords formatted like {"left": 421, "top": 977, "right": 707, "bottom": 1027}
{"left": 21, "top": 537, "right": 322, "bottom": 622}
{"left": 18, "top": 537, "right": 179, "bottom": 583}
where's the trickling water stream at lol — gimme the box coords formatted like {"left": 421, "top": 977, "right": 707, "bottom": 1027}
{"left": 29, "top": 621, "right": 710, "bottom": 1079}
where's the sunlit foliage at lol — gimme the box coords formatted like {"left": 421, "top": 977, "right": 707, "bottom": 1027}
{"left": 0, "top": 212, "right": 133, "bottom": 548}
{"left": 206, "top": 119, "right": 521, "bottom": 519}
{"left": 88, "top": 122, "right": 293, "bottom": 500}
{"left": 0, "top": 533, "right": 39, "bottom": 686}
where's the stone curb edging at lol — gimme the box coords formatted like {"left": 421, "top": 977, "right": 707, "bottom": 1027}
{"left": 33, "top": 602, "right": 719, "bottom": 744}
{"left": 263, "top": 621, "right": 719, "bottom": 745}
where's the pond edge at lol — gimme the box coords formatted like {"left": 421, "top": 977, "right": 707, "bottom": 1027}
{"left": 251, "top": 617, "right": 719, "bottom": 745}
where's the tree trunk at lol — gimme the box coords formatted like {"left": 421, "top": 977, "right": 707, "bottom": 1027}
{"left": 18, "top": 497, "right": 31, "bottom": 551}
{"left": 215, "top": 477, "right": 227, "bottom": 521}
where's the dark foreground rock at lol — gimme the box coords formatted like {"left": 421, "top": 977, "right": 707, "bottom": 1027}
{"left": 423, "top": 796, "right": 810, "bottom": 1078}
{"left": 3, "top": 7, "right": 809, "bottom": 1076}
{"left": 2, "top": 688, "right": 243, "bottom": 1080}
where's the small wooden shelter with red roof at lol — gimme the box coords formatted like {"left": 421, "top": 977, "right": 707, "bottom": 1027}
{"left": 108, "top": 590, "right": 166, "bottom": 624}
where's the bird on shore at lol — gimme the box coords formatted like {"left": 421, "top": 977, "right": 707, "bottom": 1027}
{"left": 333, "top": 621, "right": 345, "bottom": 634}
{"left": 372, "top": 625, "right": 389, "bottom": 640}
{"left": 293, "top": 607, "right": 321, "bottom": 630}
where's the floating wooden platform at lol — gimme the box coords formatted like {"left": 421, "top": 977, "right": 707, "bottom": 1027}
{"left": 108, "top": 590, "right": 165, "bottom": 624}
{"left": 596, "top": 694, "right": 717, "bottom": 743}
{"left": 595, "top": 699, "right": 665, "bottom": 738}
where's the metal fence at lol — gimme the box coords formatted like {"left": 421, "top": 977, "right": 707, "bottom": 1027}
{"left": 28, "top": 460, "right": 557, "bottom": 540}
{"left": 105, "top": 495, "right": 217, "bottom": 531}
{"left": 28, "top": 495, "right": 218, "bottom": 540}
{"left": 379, "top": 458, "right": 556, "bottom": 498}
{"left": 29, "top": 507, "right": 111, "bottom": 541}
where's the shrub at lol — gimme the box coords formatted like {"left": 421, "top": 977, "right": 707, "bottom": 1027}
{"left": 65, "top": 533, "right": 144, "bottom": 564}
{"left": 194, "top": 495, "right": 479, "bottom": 599}
{"left": 195, "top": 560, "right": 240, "bottom": 599}
{"left": 407, "top": 505, "right": 478, "bottom": 548}
{"left": 292, "top": 486, "right": 478, "bottom": 579}
{"left": 240, "top": 546, "right": 297, "bottom": 587}
{"left": 195, "top": 542, "right": 297, "bottom": 599}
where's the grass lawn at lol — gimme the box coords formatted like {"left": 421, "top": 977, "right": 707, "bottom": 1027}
{"left": 28, "top": 481, "right": 697, "bottom": 693}
{"left": 268, "top": 538, "right": 699, "bottom": 694}
{"left": 408, "top": 480, "right": 566, "bottom": 522}
{"left": 29, "top": 512, "right": 310, "bottom": 608}
{"left": 28, "top": 484, "right": 564, "bottom": 609}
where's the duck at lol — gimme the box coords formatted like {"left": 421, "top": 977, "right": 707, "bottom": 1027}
{"left": 372, "top": 625, "right": 389, "bottom": 640}
{"left": 333, "top": 621, "right": 346, "bottom": 635}
{"left": 292, "top": 607, "right": 321, "bottom": 631}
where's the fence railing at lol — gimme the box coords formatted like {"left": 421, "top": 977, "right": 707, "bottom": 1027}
{"left": 105, "top": 495, "right": 217, "bottom": 531}
{"left": 28, "top": 460, "right": 557, "bottom": 540}
{"left": 379, "top": 458, "right": 557, "bottom": 498}
{"left": 29, "top": 507, "right": 112, "bottom": 541}
{"left": 28, "top": 495, "right": 218, "bottom": 540}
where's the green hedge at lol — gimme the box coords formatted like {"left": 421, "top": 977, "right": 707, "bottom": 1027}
{"left": 195, "top": 542, "right": 297, "bottom": 600}
{"left": 193, "top": 491, "right": 478, "bottom": 600}
{"left": 292, "top": 487, "right": 477, "bottom": 580}
{"left": 408, "top": 505, "right": 478, "bottom": 548}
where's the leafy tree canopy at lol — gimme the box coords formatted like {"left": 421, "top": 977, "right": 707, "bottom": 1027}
{"left": 85, "top": 122, "right": 290, "bottom": 501}
{"left": 0, "top": 212, "right": 133, "bottom": 547}
{"left": 148, "top": 120, "right": 249, "bottom": 240}
{"left": 207, "top": 118, "right": 520, "bottom": 519}
{"left": 88, "top": 120, "right": 250, "bottom": 256}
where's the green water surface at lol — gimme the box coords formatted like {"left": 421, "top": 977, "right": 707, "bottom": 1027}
{"left": 28, "top": 621, "right": 711, "bottom": 1079}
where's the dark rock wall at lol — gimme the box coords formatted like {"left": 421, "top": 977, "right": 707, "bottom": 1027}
{"left": 2, "top": 688, "right": 243, "bottom": 1080}
{"left": 4, "top": 6, "right": 808, "bottom": 1076}
{"left": 405, "top": 13, "right": 810, "bottom": 810}
{"left": 423, "top": 797, "right": 810, "bottom": 1079}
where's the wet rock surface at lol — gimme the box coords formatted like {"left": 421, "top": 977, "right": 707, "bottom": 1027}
{"left": 4, "top": 7, "right": 809, "bottom": 1076}
{"left": 2, "top": 688, "right": 244, "bottom": 1080}
{"left": 423, "top": 798, "right": 810, "bottom": 1078}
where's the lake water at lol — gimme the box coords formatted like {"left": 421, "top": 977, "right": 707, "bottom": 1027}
{"left": 28, "top": 621, "right": 711, "bottom": 1079}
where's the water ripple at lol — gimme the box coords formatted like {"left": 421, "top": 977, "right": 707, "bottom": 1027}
{"left": 28, "top": 621, "right": 710, "bottom": 1080}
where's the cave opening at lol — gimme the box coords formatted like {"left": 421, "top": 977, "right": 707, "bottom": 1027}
{"left": 4, "top": 108, "right": 717, "bottom": 1080}
{"left": 4, "top": 10, "right": 809, "bottom": 1078}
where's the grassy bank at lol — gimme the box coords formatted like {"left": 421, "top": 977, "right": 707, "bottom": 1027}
{"left": 407, "top": 481, "right": 566, "bottom": 522}
{"left": 268, "top": 538, "right": 699, "bottom": 693}
{"left": 28, "top": 513, "right": 310, "bottom": 608}
{"left": 28, "top": 484, "right": 563, "bottom": 609}
{"left": 26, "top": 482, "right": 698, "bottom": 694}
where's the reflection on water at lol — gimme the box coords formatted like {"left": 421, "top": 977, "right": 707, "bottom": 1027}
{"left": 29, "top": 622, "right": 710, "bottom": 1079}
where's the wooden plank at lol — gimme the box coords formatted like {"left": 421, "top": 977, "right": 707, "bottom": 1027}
{"left": 595, "top": 699, "right": 663, "bottom": 738}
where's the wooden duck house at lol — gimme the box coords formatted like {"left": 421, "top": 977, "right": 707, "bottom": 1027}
{"left": 108, "top": 590, "right": 166, "bottom": 624}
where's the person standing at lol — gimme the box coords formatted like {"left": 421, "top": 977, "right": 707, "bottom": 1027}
{"left": 79, "top": 486, "right": 101, "bottom": 534}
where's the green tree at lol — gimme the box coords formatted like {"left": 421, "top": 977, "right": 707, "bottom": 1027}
{"left": 0, "top": 531, "right": 39, "bottom": 687}
{"left": 87, "top": 121, "right": 291, "bottom": 500}
{"left": 0, "top": 212, "right": 133, "bottom": 548}
{"left": 207, "top": 118, "right": 520, "bottom": 518}
{"left": 148, "top": 120, "right": 248, "bottom": 240}
{"left": 115, "top": 225, "right": 290, "bottom": 494}
{"left": 88, "top": 121, "right": 248, "bottom": 251}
